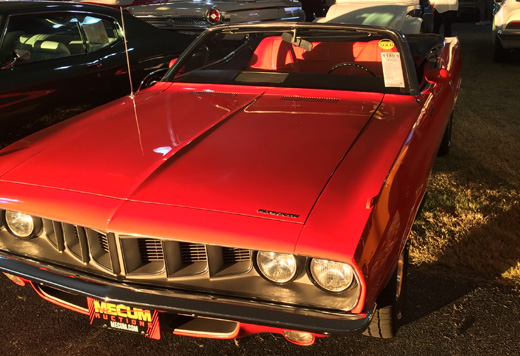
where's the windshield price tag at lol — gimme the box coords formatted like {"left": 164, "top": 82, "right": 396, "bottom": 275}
{"left": 381, "top": 52, "right": 405, "bottom": 88}
{"left": 87, "top": 297, "right": 161, "bottom": 340}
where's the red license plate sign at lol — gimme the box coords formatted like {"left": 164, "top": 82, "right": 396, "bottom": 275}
{"left": 87, "top": 297, "right": 161, "bottom": 340}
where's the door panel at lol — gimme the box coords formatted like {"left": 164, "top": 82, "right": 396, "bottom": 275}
{"left": 0, "top": 12, "right": 128, "bottom": 135}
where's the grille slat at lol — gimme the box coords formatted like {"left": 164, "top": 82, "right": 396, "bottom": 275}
{"left": 222, "top": 248, "right": 251, "bottom": 263}
{"left": 63, "top": 223, "right": 89, "bottom": 263}
{"left": 180, "top": 243, "right": 207, "bottom": 263}
{"left": 138, "top": 239, "right": 164, "bottom": 262}
{"left": 98, "top": 233, "right": 110, "bottom": 253}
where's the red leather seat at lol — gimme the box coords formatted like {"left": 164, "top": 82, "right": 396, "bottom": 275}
{"left": 247, "top": 37, "right": 299, "bottom": 72}
{"left": 352, "top": 40, "right": 398, "bottom": 76}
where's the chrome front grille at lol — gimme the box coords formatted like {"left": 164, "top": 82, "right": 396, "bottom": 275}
{"left": 0, "top": 211, "right": 361, "bottom": 313}
{"left": 38, "top": 218, "right": 251, "bottom": 280}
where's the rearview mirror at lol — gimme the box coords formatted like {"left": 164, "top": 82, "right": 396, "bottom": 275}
{"left": 281, "top": 32, "right": 312, "bottom": 52}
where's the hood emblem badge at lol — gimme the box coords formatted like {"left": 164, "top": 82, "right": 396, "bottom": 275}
{"left": 257, "top": 209, "right": 299, "bottom": 219}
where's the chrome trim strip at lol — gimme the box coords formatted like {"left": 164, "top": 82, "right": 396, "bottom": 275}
{"left": 33, "top": 283, "right": 89, "bottom": 313}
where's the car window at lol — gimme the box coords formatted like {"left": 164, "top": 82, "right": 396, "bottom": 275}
{"left": 0, "top": 13, "right": 83, "bottom": 64}
{"left": 0, "top": 13, "right": 121, "bottom": 66}
{"left": 77, "top": 15, "right": 122, "bottom": 52}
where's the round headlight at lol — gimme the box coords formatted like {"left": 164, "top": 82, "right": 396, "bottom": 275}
{"left": 310, "top": 259, "right": 354, "bottom": 292}
{"left": 3, "top": 210, "right": 41, "bottom": 239}
{"left": 256, "top": 251, "right": 298, "bottom": 284}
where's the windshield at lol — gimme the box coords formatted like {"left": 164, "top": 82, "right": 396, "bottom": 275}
{"left": 165, "top": 27, "right": 410, "bottom": 94}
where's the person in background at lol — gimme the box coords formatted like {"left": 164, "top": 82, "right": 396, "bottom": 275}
{"left": 432, "top": 0, "right": 459, "bottom": 37}
{"left": 476, "top": 0, "right": 493, "bottom": 25}
{"left": 301, "top": 0, "right": 325, "bottom": 21}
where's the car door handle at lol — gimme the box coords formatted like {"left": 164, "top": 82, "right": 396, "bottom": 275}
{"left": 86, "top": 61, "right": 102, "bottom": 68}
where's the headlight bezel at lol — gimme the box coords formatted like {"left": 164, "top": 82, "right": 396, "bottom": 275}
{"left": 253, "top": 251, "right": 306, "bottom": 284}
{"left": 253, "top": 250, "right": 358, "bottom": 295}
{"left": 308, "top": 258, "right": 356, "bottom": 293}
{"left": 1, "top": 210, "right": 42, "bottom": 240}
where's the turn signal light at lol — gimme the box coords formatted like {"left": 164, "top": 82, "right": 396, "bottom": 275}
{"left": 3, "top": 272, "right": 26, "bottom": 286}
{"left": 283, "top": 330, "right": 315, "bottom": 346}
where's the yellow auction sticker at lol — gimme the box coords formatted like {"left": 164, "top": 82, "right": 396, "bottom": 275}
{"left": 379, "top": 39, "right": 395, "bottom": 50}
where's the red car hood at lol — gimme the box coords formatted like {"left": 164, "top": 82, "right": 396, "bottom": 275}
{"left": 0, "top": 83, "right": 382, "bottom": 223}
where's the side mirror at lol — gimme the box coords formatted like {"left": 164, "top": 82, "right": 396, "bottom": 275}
{"left": 425, "top": 68, "right": 451, "bottom": 84}
{"left": 15, "top": 49, "right": 30, "bottom": 62}
{"left": 1, "top": 49, "right": 30, "bottom": 70}
{"left": 137, "top": 68, "right": 168, "bottom": 91}
{"left": 168, "top": 58, "right": 178, "bottom": 68}
{"left": 169, "top": 58, "right": 186, "bottom": 78}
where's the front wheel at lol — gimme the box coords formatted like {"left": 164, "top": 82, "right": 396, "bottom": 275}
{"left": 437, "top": 112, "right": 453, "bottom": 157}
{"left": 494, "top": 35, "right": 510, "bottom": 62}
{"left": 363, "top": 242, "right": 409, "bottom": 339}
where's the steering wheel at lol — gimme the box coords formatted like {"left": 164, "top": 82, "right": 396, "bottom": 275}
{"left": 327, "top": 62, "right": 376, "bottom": 77}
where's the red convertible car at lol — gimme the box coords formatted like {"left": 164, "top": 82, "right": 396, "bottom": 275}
{"left": 0, "top": 23, "right": 461, "bottom": 345}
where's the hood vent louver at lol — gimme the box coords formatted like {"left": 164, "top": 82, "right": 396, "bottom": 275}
{"left": 192, "top": 91, "right": 238, "bottom": 97}
{"left": 281, "top": 96, "right": 339, "bottom": 103}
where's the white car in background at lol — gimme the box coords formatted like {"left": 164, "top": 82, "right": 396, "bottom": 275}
{"left": 493, "top": 0, "right": 520, "bottom": 61}
{"left": 126, "top": 0, "right": 305, "bottom": 31}
{"left": 318, "top": 0, "right": 433, "bottom": 34}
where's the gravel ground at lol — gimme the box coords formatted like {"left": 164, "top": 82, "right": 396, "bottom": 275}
{"left": 1, "top": 20, "right": 519, "bottom": 356}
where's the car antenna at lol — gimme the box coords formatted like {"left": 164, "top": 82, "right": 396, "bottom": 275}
{"left": 119, "top": 6, "right": 134, "bottom": 98}
{"left": 87, "top": 1, "right": 143, "bottom": 153}
{"left": 92, "top": 1, "right": 135, "bottom": 97}
{"left": 117, "top": 3, "right": 144, "bottom": 153}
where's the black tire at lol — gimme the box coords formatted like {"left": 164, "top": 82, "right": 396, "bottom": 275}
{"left": 363, "top": 242, "right": 409, "bottom": 339}
{"left": 437, "top": 113, "right": 453, "bottom": 157}
{"left": 494, "top": 36, "right": 509, "bottom": 62}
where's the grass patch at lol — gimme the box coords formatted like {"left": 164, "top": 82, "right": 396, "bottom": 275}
{"left": 409, "top": 31, "right": 520, "bottom": 284}
{"left": 411, "top": 172, "right": 520, "bottom": 282}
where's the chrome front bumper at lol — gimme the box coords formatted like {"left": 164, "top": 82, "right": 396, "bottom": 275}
{"left": 0, "top": 251, "right": 373, "bottom": 336}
